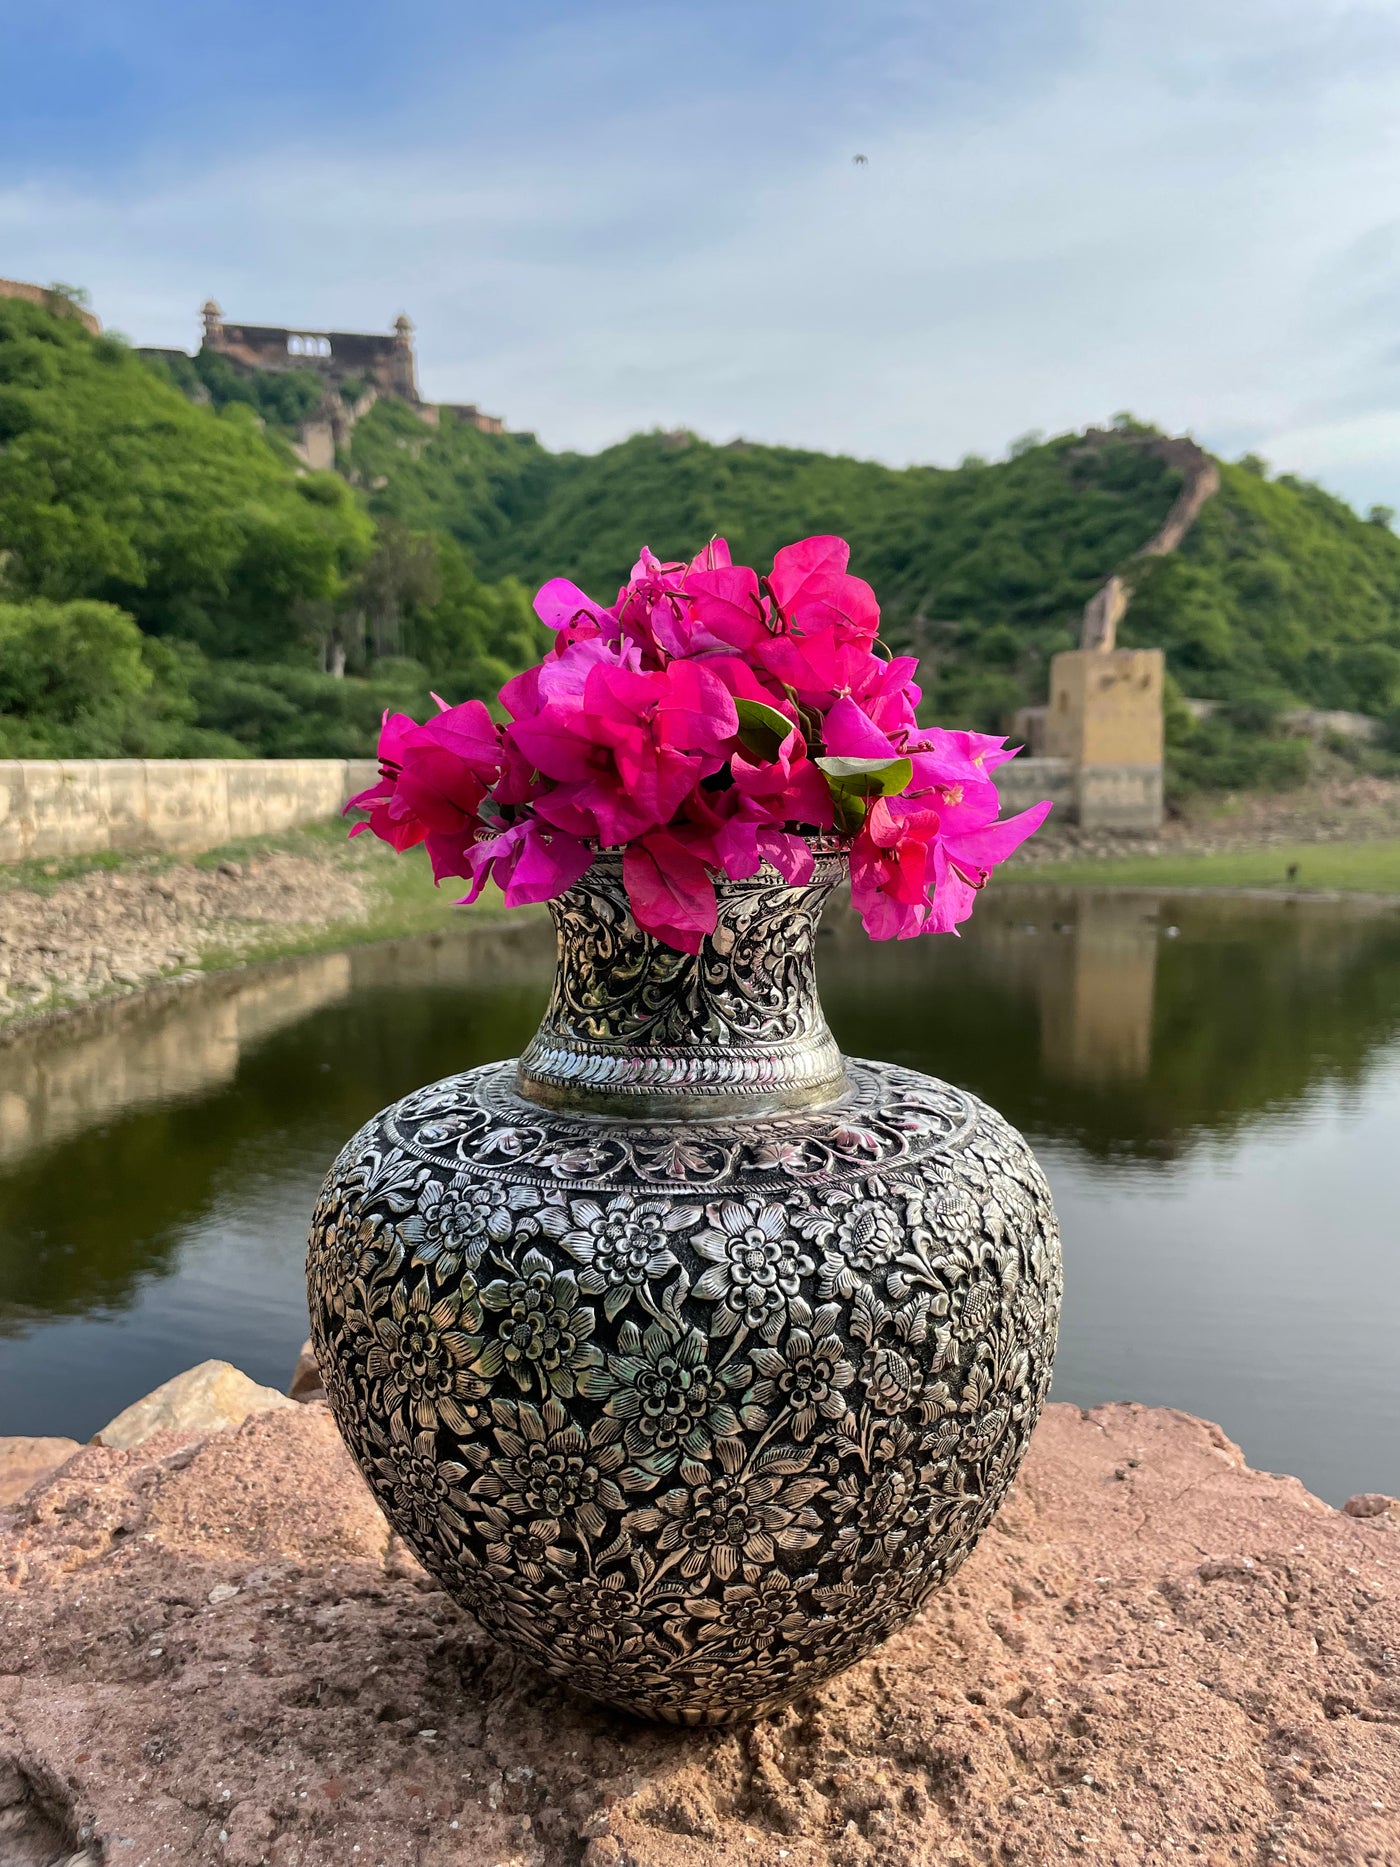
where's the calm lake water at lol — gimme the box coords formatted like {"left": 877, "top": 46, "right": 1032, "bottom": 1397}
{"left": 1, "top": 888, "right": 1397, "bottom": 1504}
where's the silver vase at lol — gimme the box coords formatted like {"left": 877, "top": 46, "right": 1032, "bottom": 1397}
{"left": 306, "top": 848, "right": 1061, "bottom": 1724}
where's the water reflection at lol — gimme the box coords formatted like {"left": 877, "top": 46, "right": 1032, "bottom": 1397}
{"left": 0, "top": 923, "right": 552, "bottom": 1325}
{"left": 821, "top": 889, "right": 1400, "bottom": 1162}
{"left": 1033, "top": 895, "right": 1159, "bottom": 1085}
{"left": 0, "top": 955, "right": 357, "bottom": 1167}
{"left": 1, "top": 890, "right": 1398, "bottom": 1499}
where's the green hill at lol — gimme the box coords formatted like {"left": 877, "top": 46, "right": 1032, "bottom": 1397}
{"left": 4, "top": 292, "right": 1400, "bottom": 789}
{"left": 0, "top": 298, "right": 542, "bottom": 757}
{"left": 345, "top": 406, "right": 1400, "bottom": 791}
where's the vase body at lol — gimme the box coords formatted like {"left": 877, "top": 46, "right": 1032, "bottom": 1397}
{"left": 307, "top": 852, "right": 1061, "bottom": 1724}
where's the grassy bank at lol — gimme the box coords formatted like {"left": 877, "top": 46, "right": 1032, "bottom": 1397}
{"left": 0, "top": 821, "right": 493, "bottom": 947}
{"left": 1021, "top": 837, "right": 1400, "bottom": 896}
{"left": 191, "top": 821, "right": 502, "bottom": 968}
{"left": 7, "top": 821, "right": 1400, "bottom": 1047}
{"left": 0, "top": 819, "right": 521, "bottom": 1037}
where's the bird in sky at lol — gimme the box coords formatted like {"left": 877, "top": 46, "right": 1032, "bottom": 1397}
{"left": 852, "top": 153, "right": 868, "bottom": 166}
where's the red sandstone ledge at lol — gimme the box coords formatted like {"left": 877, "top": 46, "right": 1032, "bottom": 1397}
{"left": 0, "top": 1401, "right": 1395, "bottom": 1867}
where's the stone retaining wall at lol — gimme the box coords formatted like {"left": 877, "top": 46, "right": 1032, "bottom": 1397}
{"left": 995, "top": 754, "right": 1075, "bottom": 816}
{"left": 0, "top": 750, "right": 1156, "bottom": 864}
{"left": 997, "top": 754, "right": 1162, "bottom": 832}
{"left": 0, "top": 759, "right": 380, "bottom": 863}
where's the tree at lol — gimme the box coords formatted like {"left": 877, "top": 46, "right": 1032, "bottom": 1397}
{"left": 351, "top": 520, "right": 442, "bottom": 663}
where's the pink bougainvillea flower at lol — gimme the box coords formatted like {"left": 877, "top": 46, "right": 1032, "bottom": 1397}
{"left": 908, "top": 726, "right": 1018, "bottom": 788}
{"left": 688, "top": 537, "right": 732, "bottom": 575}
{"left": 418, "top": 696, "right": 502, "bottom": 774}
{"left": 699, "top": 652, "right": 794, "bottom": 717}
{"left": 346, "top": 711, "right": 430, "bottom": 851}
{"left": 503, "top": 822, "right": 594, "bottom": 906}
{"left": 729, "top": 729, "right": 834, "bottom": 828}
{"left": 610, "top": 540, "right": 744, "bottom": 661}
{"left": 349, "top": 534, "right": 1051, "bottom": 949}
{"left": 509, "top": 658, "right": 738, "bottom": 846}
{"left": 612, "top": 547, "right": 687, "bottom": 658}
{"left": 622, "top": 830, "right": 718, "bottom": 953}
{"left": 347, "top": 700, "right": 503, "bottom": 879}
{"left": 394, "top": 743, "right": 488, "bottom": 836}
{"left": 758, "top": 627, "right": 919, "bottom": 738}
{"left": 680, "top": 563, "right": 772, "bottom": 656}
{"left": 500, "top": 637, "right": 644, "bottom": 748}
{"left": 457, "top": 819, "right": 594, "bottom": 909}
{"left": 533, "top": 577, "right": 618, "bottom": 645}
{"left": 925, "top": 799, "right": 1053, "bottom": 934}
{"left": 713, "top": 806, "right": 818, "bottom": 886}
{"left": 767, "top": 535, "right": 849, "bottom": 612}
{"left": 849, "top": 796, "right": 945, "bottom": 940}
{"left": 819, "top": 695, "right": 902, "bottom": 763}
{"left": 767, "top": 536, "right": 881, "bottom": 643}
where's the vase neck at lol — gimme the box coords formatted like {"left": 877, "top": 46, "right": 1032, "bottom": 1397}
{"left": 515, "top": 852, "right": 850, "bottom": 1119}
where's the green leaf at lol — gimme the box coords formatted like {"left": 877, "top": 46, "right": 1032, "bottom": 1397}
{"left": 815, "top": 755, "right": 913, "bottom": 795}
{"left": 830, "top": 789, "right": 868, "bottom": 834}
{"left": 816, "top": 755, "right": 912, "bottom": 836}
{"left": 733, "top": 695, "right": 795, "bottom": 762}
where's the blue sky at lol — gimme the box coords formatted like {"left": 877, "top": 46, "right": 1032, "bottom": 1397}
{"left": 5, "top": 0, "right": 1400, "bottom": 513}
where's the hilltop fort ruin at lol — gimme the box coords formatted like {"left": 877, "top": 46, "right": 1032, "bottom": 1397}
{"left": 138, "top": 301, "right": 506, "bottom": 469}
{"left": 200, "top": 300, "right": 423, "bottom": 403}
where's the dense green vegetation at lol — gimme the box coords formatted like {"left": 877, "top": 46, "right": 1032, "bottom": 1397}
{"left": 4, "top": 292, "right": 1400, "bottom": 789}
{"left": 345, "top": 405, "right": 1400, "bottom": 792}
{"left": 0, "top": 298, "right": 543, "bottom": 756}
{"left": 1128, "top": 461, "right": 1400, "bottom": 789}
{"left": 142, "top": 344, "right": 330, "bottom": 433}
{"left": 347, "top": 413, "right": 1182, "bottom": 735}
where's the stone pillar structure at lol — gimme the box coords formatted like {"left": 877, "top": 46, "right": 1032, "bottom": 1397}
{"left": 1045, "top": 648, "right": 1164, "bottom": 832}
{"left": 390, "top": 314, "right": 418, "bottom": 401}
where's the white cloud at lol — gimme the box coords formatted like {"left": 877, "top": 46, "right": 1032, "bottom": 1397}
{"left": 5, "top": 0, "right": 1400, "bottom": 509}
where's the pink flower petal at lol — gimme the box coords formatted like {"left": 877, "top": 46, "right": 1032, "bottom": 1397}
{"left": 682, "top": 565, "right": 770, "bottom": 652}
{"left": 507, "top": 712, "right": 598, "bottom": 784}
{"left": 821, "top": 696, "right": 900, "bottom": 762}
{"left": 533, "top": 577, "right": 614, "bottom": 634}
{"left": 944, "top": 798, "right": 1053, "bottom": 874}
{"left": 420, "top": 698, "right": 501, "bottom": 775}
{"left": 768, "top": 536, "right": 849, "bottom": 615}
{"left": 501, "top": 827, "right": 595, "bottom": 906}
{"left": 622, "top": 834, "right": 718, "bottom": 954}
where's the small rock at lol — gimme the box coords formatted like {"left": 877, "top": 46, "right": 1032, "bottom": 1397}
{"left": 94, "top": 1360, "right": 296, "bottom": 1450}
{"left": 216, "top": 861, "right": 243, "bottom": 880}
{"left": 207, "top": 1583, "right": 240, "bottom": 1604}
{"left": 288, "top": 1340, "right": 326, "bottom": 1404}
{"left": 1343, "top": 1493, "right": 1400, "bottom": 1529}
{"left": 0, "top": 1435, "right": 81, "bottom": 1505}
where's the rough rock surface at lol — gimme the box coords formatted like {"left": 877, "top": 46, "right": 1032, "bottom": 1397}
{"left": 94, "top": 1360, "right": 296, "bottom": 1450}
{"left": 0, "top": 1401, "right": 1395, "bottom": 1867}
{"left": 0, "top": 1440, "right": 80, "bottom": 1508}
